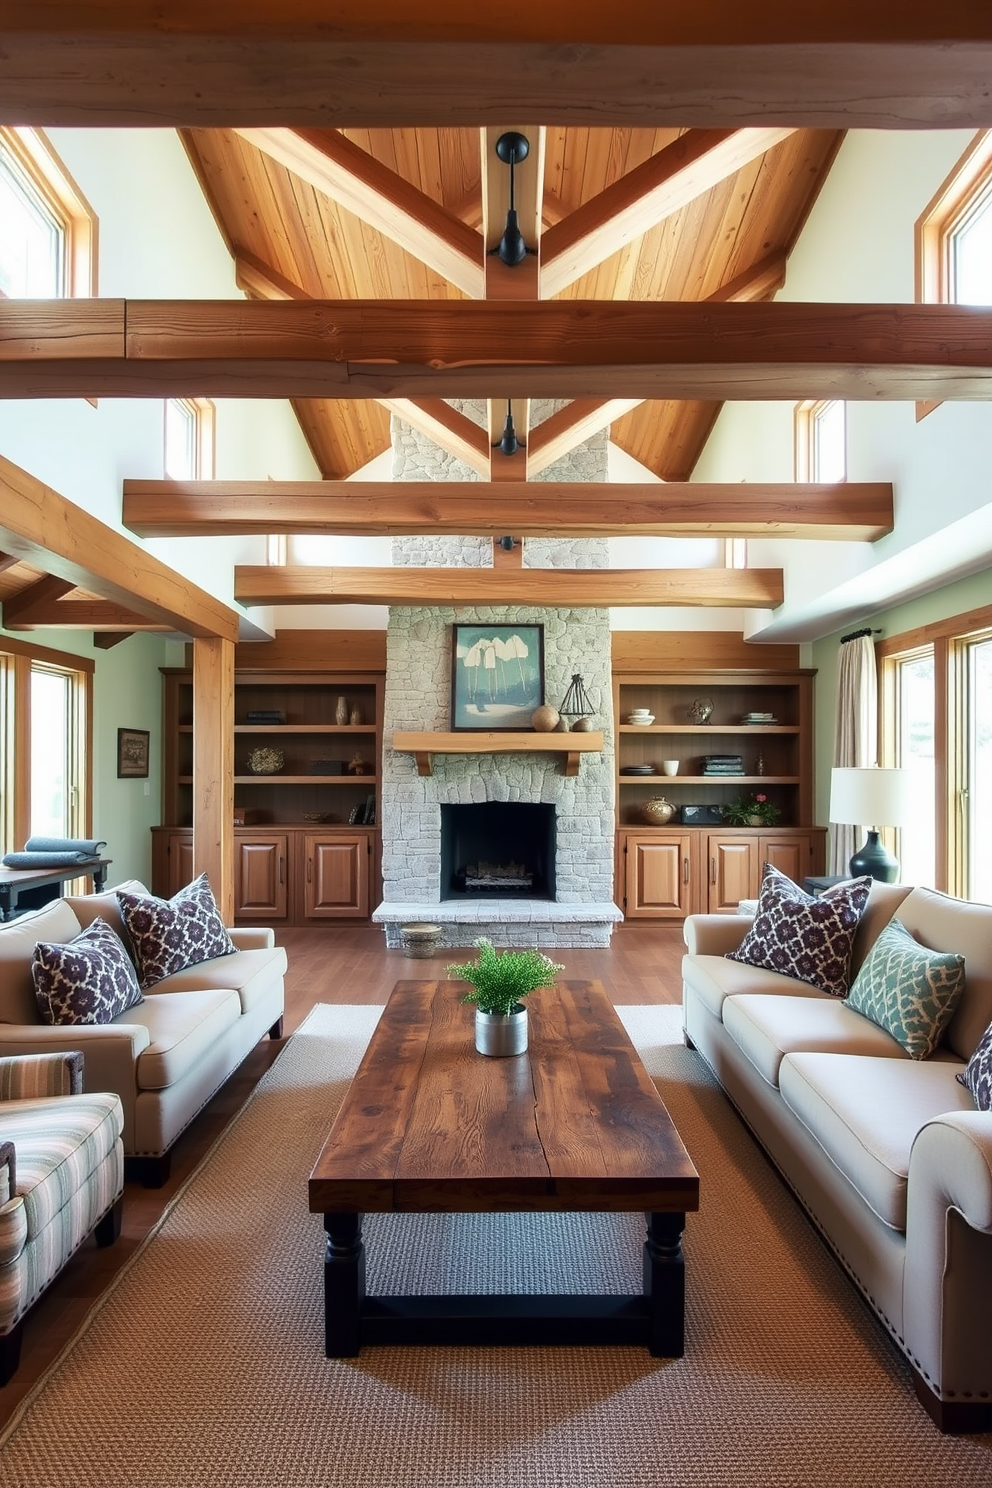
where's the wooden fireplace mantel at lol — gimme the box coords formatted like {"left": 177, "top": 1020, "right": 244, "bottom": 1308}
{"left": 391, "top": 730, "right": 605, "bottom": 778}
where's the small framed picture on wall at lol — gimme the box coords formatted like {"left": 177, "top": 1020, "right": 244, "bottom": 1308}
{"left": 117, "top": 727, "right": 150, "bottom": 778}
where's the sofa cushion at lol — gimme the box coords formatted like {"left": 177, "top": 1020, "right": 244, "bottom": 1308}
{"left": 117, "top": 875, "right": 236, "bottom": 990}
{"left": 727, "top": 866, "right": 872, "bottom": 998}
{"left": 896, "top": 887, "right": 992, "bottom": 1062}
{"left": 65, "top": 880, "right": 149, "bottom": 941}
{"left": 723, "top": 993, "right": 908, "bottom": 1089}
{"left": 779, "top": 1052, "right": 973, "bottom": 1231}
{"left": 131, "top": 988, "right": 241, "bottom": 1091}
{"left": 31, "top": 918, "right": 144, "bottom": 1027}
{"left": 0, "top": 901, "right": 84, "bottom": 1026}
{"left": 957, "top": 1019, "right": 992, "bottom": 1110}
{"left": 0, "top": 1092, "right": 123, "bottom": 1239}
{"left": 682, "top": 952, "right": 830, "bottom": 1022}
{"left": 152, "top": 946, "right": 288, "bottom": 1017}
{"left": 846, "top": 917, "right": 966, "bottom": 1060}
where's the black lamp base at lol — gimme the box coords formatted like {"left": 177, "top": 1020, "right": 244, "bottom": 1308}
{"left": 849, "top": 830, "right": 899, "bottom": 883}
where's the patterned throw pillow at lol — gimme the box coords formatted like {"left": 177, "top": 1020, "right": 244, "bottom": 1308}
{"left": 957, "top": 1021, "right": 992, "bottom": 1110}
{"left": 727, "top": 865, "right": 872, "bottom": 998}
{"left": 847, "top": 918, "right": 966, "bottom": 1059}
{"left": 117, "top": 873, "right": 236, "bottom": 990}
{"left": 32, "top": 916, "right": 144, "bottom": 1026}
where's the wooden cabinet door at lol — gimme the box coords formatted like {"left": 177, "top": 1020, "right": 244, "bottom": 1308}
{"left": 303, "top": 834, "right": 370, "bottom": 919}
{"left": 758, "top": 833, "right": 813, "bottom": 888}
{"left": 623, "top": 833, "right": 693, "bottom": 918}
{"left": 166, "top": 833, "right": 195, "bottom": 896}
{"left": 707, "top": 835, "right": 758, "bottom": 912}
{"left": 234, "top": 834, "right": 288, "bottom": 920}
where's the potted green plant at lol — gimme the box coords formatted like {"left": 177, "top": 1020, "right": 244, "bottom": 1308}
{"left": 446, "top": 938, "right": 564, "bottom": 1056}
{"left": 722, "top": 792, "right": 782, "bottom": 828}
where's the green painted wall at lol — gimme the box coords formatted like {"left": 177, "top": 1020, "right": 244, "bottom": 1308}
{"left": 1, "top": 624, "right": 175, "bottom": 886}
{"left": 810, "top": 566, "right": 992, "bottom": 823}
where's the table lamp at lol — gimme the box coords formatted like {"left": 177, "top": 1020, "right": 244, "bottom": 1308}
{"left": 829, "top": 766, "right": 911, "bottom": 882}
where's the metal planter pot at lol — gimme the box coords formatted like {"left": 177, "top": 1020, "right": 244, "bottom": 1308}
{"left": 474, "top": 1006, "right": 528, "bottom": 1057}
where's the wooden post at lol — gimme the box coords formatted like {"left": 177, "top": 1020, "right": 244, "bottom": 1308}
{"left": 192, "top": 636, "right": 234, "bottom": 921}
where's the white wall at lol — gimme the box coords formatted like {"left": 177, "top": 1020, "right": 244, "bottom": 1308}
{"left": 695, "top": 128, "right": 992, "bottom": 640}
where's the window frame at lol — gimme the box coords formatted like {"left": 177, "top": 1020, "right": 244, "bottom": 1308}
{"left": 914, "top": 130, "right": 992, "bottom": 420}
{"left": 794, "top": 398, "right": 846, "bottom": 483}
{"left": 0, "top": 636, "right": 93, "bottom": 857}
{"left": 0, "top": 126, "right": 97, "bottom": 300}
{"left": 163, "top": 397, "right": 216, "bottom": 480}
{"left": 880, "top": 600, "right": 992, "bottom": 899}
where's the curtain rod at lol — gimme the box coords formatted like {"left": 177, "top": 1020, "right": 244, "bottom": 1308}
{"left": 840, "top": 627, "right": 882, "bottom": 644}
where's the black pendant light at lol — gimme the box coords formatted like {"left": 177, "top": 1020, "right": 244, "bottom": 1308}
{"left": 495, "top": 399, "right": 522, "bottom": 457}
{"left": 495, "top": 132, "right": 530, "bottom": 267}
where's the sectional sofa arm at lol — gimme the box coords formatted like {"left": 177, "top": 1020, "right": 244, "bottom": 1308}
{"left": 683, "top": 914, "right": 753, "bottom": 956}
{"left": 0, "top": 1142, "right": 15, "bottom": 1205}
{"left": 228, "top": 928, "right": 276, "bottom": 950}
{"left": 0, "top": 1050, "right": 84, "bottom": 1099}
{"left": 908, "top": 1113, "right": 992, "bottom": 1236}
{"left": 0, "top": 1189, "right": 27, "bottom": 1268}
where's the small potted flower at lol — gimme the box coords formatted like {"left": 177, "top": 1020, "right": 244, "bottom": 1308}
{"left": 446, "top": 938, "right": 564, "bottom": 1057}
{"left": 722, "top": 792, "right": 782, "bottom": 828}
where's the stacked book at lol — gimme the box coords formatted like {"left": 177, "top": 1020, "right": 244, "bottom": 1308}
{"left": 701, "top": 754, "right": 745, "bottom": 776}
{"left": 245, "top": 709, "right": 285, "bottom": 724}
{"left": 742, "top": 711, "right": 778, "bottom": 724}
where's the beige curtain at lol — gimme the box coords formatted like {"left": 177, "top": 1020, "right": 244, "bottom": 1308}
{"left": 829, "top": 633, "right": 878, "bottom": 874}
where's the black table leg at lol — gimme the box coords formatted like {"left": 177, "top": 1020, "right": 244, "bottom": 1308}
{"left": 0, "top": 886, "right": 10, "bottom": 922}
{"left": 643, "top": 1211, "right": 686, "bottom": 1358}
{"left": 324, "top": 1212, "right": 365, "bottom": 1357}
{"left": 93, "top": 864, "right": 108, "bottom": 893}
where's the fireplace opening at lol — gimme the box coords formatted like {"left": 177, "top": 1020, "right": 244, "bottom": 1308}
{"left": 440, "top": 802, "right": 556, "bottom": 901}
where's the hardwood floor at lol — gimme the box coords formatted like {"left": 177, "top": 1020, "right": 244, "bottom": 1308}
{"left": 0, "top": 921, "right": 686, "bottom": 1424}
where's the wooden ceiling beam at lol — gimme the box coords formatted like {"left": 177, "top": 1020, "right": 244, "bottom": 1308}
{"left": 92, "top": 632, "right": 135, "bottom": 649}
{"left": 2, "top": 574, "right": 75, "bottom": 627}
{"left": 541, "top": 128, "right": 796, "bottom": 298}
{"left": 3, "top": 8, "right": 991, "bottom": 129}
{"left": 5, "top": 299, "right": 992, "bottom": 402}
{"left": 0, "top": 551, "right": 20, "bottom": 574}
{"left": 123, "top": 480, "right": 893, "bottom": 542}
{"left": 235, "top": 128, "right": 485, "bottom": 298}
{"left": 377, "top": 398, "right": 491, "bottom": 477}
{"left": 708, "top": 251, "right": 789, "bottom": 303}
{"left": 234, "top": 564, "right": 784, "bottom": 609}
{"left": 527, "top": 400, "right": 643, "bottom": 476}
{"left": 234, "top": 251, "right": 309, "bottom": 302}
{"left": 0, "top": 452, "right": 240, "bottom": 641}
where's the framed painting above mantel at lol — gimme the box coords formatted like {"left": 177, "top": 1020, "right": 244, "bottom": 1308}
{"left": 450, "top": 623, "right": 544, "bottom": 731}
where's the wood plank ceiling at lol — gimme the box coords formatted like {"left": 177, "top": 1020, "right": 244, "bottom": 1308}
{"left": 182, "top": 125, "right": 841, "bottom": 481}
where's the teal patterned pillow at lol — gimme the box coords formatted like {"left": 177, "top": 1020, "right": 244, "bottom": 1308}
{"left": 846, "top": 917, "right": 966, "bottom": 1060}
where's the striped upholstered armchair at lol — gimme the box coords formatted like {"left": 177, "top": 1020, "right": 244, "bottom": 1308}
{"left": 0, "top": 1051, "right": 125, "bottom": 1383}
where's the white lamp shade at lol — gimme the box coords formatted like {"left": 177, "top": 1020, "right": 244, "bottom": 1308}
{"left": 829, "top": 767, "right": 911, "bottom": 829}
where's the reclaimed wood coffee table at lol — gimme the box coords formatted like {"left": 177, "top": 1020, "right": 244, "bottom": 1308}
{"left": 309, "top": 978, "right": 699, "bottom": 1357}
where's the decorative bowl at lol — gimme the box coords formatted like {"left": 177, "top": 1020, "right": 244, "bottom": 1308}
{"left": 246, "top": 746, "right": 284, "bottom": 775}
{"left": 626, "top": 714, "right": 655, "bottom": 726}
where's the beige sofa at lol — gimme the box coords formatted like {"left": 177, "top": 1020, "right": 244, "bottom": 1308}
{"left": 682, "top": 882, "right": 992, "bottom": 1433}
{"left": 0, "top": 883, "right": 286, "bottom": 1185}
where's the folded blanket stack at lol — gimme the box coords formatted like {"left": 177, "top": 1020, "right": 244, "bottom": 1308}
{"left": 2, "top": 838, "right": 108, "bottom": 870}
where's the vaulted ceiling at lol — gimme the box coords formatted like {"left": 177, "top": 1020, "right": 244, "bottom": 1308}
{"left": 181, "top": 124, "right": 842, "bottom": 480}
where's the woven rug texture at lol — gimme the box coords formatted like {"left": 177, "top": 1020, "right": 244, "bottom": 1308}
{"left": 1, "top": 1002, "right": 990, "bottom": 1487}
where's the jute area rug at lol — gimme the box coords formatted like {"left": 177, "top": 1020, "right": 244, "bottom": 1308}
{"left": 1, "top": 1003, "right": 990, "bottom": 1488}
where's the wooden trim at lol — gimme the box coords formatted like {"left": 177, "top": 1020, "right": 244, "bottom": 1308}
{"left": 611, "top": 632, "right": 802, "bottom": 671}
{"left": 877, "top": 601, "right": 992, "bottom": 657}
{"left": 0, "top": 632, "right": 96, "bottom": 673}
{"left": 9, "top": 299, "right": 992, "bottom": 401}
{"left": 4, "top": 11, "right": 992, "bottom": 130}
{"left": 527, "top": 402, "right": 643, "bottom": 477}
{"left": 192, "top": 636, "right": 234, "bottom": 921}
{"left": 121, "top": 479, "right": 892, "bottom": 542}
{"left": 937, "top": 635, "right": 954, "bottom": 896}
{"left": 235, "top": 128, "right": 485, "bottom": 299}
{"left": 234, "top": 565, "right": 785, "bottom": 609}
{"left": 0, "top": 452, "right": 240, "bottom": 641}
{"left": 392, "top": 730, "right": 603, "bottom": 779}
{"left": 376, "top": 399, "right": 491, "bottom": 477}
{"left": 12, "top": 653, "right": 30, "bottom": 852}
{"left": 540, "top": 128, "right": 795, "bottom": 299}
{"left": 231, "top": 631, "right": 386, "bottom": 672}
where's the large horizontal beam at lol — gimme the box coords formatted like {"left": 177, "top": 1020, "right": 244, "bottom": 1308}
{"left": 2, "top": 7, "right": 991, "bottom": 129}
{"left": 0, "top": 452, "right": 240, "bottom": 641}
{"left": 234, "top": 565, "right": 784, "bottom": 608}
{"left": 5, "top": 300, "right": 992, "bottom": 401}
{"left": 123, "top": 480, "right": 893, "bottom": 542}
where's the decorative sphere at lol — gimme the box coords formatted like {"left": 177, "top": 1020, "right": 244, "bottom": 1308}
{"left": 531, "top": 705, "right": 560, "bottom": 732}
{"left": 642, "top": 797, "right": 675, "bottom": 825}
{"left": 570, "top": 716, "right": 594, "bottom": 732}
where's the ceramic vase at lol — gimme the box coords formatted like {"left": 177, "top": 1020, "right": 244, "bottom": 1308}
{"left": 335, "top": 696, "right": 349, "bottom": 726}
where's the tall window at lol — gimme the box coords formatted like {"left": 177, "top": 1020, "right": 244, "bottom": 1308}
{"left": 164, "top": 397, "right": 216, "bottom": 479}
{"left": 0, "top": 127, "right": 96, "bottom": 299}
{"left": 30, "top": 667, "right": 74, "bottom": 838}
{"left": 0, "top": 642, "right": 91, "bottom": 856}
{"left": 795, "top": 399, "right": 846, "bottom": 482}
{"left": 960, "top": 634, "right": 992, "bottom": 903}
{"left": 881, "top": 607, "right": 992, "bottom": 903}
{"left": 948, "top": 179, "right": 992, "bottom": 305}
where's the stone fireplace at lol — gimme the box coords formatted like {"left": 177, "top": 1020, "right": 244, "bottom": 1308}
{"left": 371, "top": 402, "right": 622, "bottom": 948}
{"left": 440, "top": 802, "right": 556, "bottom": 901}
